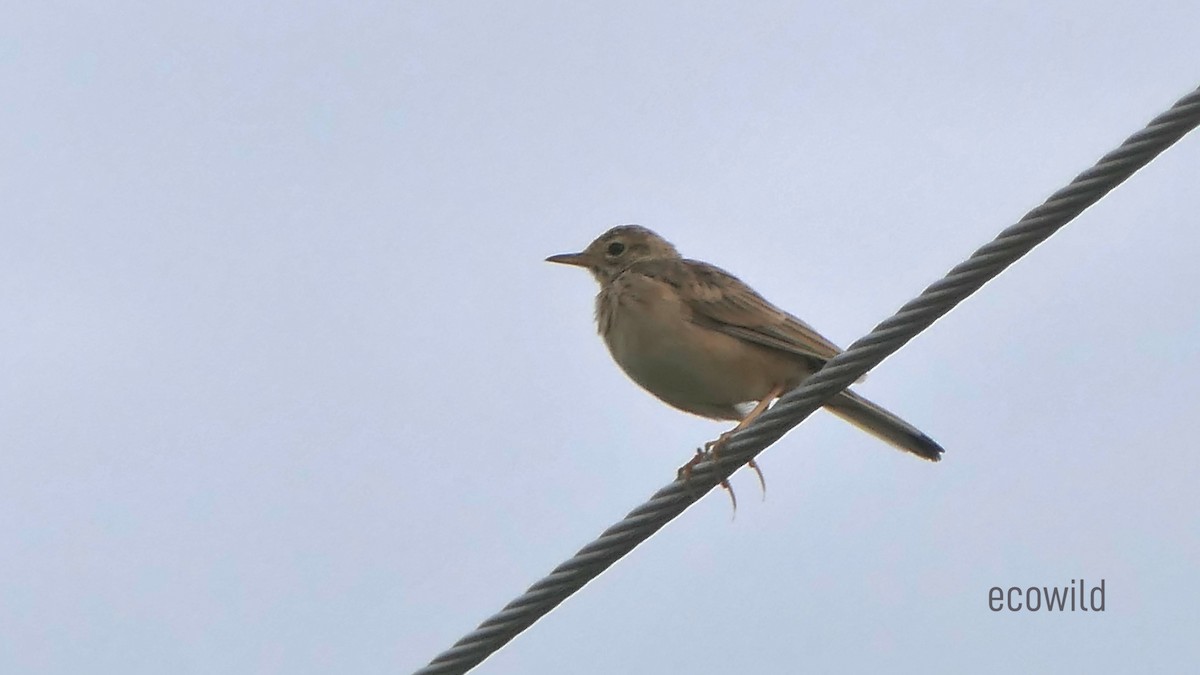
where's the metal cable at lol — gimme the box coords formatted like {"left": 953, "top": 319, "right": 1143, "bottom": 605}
{"left": 414, "top": 85, "right": 1200, "bottom": 675}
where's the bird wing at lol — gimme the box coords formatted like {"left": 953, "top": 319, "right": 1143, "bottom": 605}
{"left": 632, "top": 258, "right": 843, "bottom": 365}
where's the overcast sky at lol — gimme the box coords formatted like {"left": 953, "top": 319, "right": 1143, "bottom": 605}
{"left": 3, "top": 2, "right": 1199, "bottom": 673}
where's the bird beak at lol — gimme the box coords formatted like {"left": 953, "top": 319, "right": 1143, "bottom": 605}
{"left": 545, "top": 251, "right": 590, "bottom": 268}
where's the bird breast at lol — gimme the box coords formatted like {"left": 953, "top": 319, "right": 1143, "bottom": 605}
{"left": 595, "top": 272, "right": 795, "bottom": 420}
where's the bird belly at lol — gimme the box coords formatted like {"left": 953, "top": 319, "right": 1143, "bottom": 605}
{"left": 603, "top": 294, "right": 791, "bottom": 420}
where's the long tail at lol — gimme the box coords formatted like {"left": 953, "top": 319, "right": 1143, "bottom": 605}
{"left": 823, "top": 390, "right": 943, "bottom": 461}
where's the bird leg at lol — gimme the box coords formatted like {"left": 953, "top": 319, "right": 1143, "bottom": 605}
{"left": 675, "top": 383, "right": 785, "bottom": 507}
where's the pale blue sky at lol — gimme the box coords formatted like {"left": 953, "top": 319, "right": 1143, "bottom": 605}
{"left": 3, "top": 2, "right": 1198, "bottom": 673}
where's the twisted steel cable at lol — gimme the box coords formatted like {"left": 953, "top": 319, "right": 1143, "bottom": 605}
{"left": 415, "top": 85, "right": 1200, "bottom": 675}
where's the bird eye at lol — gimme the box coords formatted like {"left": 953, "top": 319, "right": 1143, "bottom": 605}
{"left": 606, "top": 241, "right": 626, "bottom": 257}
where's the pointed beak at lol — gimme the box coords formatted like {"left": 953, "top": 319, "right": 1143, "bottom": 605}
{"left": 545, "top": 251, "right": 590, "bottom": 268}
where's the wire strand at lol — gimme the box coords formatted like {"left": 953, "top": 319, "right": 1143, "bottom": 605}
{"left": 413, "top": 85, "right": 1200, "bottom": 675}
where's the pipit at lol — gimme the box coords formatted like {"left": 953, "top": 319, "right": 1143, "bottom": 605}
{"left": 547, "top": 225, "right": 942, "bottom": 505}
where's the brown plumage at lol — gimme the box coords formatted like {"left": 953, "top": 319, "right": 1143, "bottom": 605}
{"left": 548, "top": 225, "right": 943, "bottom": 462}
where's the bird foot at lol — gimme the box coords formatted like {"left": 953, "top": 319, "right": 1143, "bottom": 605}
{"left": 705, "top": 432, "right": 767, "bottom": 501}
{"left": 703, "top": 431, "right": 767, "bottom": 501}
{"left": 675, "top": 434, "right": 766, "bottom": 515}
{"left": 676, "top": 447, "right": 739, "bottom": 514}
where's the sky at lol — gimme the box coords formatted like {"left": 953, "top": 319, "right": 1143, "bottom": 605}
{"left": 3, "top": 2, "right": 1199, "bottom": 673}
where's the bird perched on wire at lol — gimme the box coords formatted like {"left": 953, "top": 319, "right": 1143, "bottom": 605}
{"left": 547, "top": 225, "right": 942, "bottom": 506}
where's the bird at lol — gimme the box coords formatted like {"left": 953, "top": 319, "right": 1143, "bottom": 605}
{"left": 546, "top": 225, "right": 943, "bottom": 503}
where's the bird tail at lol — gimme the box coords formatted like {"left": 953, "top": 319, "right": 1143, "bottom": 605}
{"left": 823, "top": 390, "right": 943, "bottom": 461}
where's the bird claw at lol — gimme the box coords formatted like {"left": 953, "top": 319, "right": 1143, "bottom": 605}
{"left": 675, "top": 447, "right": 706, "bottom": 482}
{"left": 676, "top": 450, "right": 702, "bottom": 501}
{"left": 748, "top": 459, "right": 767, "bottom": 500}
{"left": 721, "top": 477, "right": 737, "bottom": 518}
